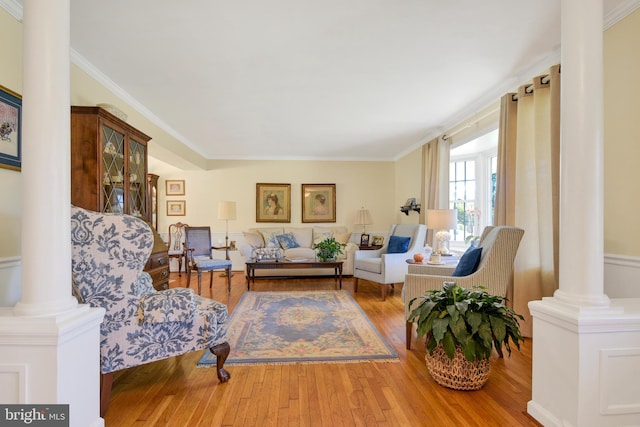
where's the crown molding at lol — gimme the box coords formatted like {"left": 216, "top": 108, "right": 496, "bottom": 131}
{"left": 0, "top": 0, "right": 22, "bottom": 21}
{"left": 604, "top": 0, "right": 640, "bottom": 30}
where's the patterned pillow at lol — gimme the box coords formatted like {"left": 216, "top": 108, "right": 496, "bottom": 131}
{"left": 258, "top": 229, "right": 282, "bottom": 248}
{"left": 277, "top": 233, "right": 300, "bottom": 249}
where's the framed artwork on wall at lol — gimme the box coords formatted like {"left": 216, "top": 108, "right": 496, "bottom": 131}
{"left": 167, "top": 200, "right": 186, "bottom": 216}
{"left": 302, "top": 183, "right": 336, "bottom": 223}
{"left": 0, "top": 85, "right": 22, "bottom": 171}
{"left": 256, "top": 183, "right": 291, "bottom": 223}
{"left": 166, "top": 179, "right": 185, "bottom": 196}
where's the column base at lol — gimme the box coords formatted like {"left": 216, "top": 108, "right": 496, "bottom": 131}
{"left": 528, "top": 297, "right": 640, "bottom": 427}
{"left": 0, "top": 304, "right": 105, "bottom": 427}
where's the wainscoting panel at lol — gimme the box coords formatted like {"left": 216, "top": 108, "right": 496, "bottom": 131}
{"left": 0, "top": 256, "right": 21, "bottom": 307}
{"left": 604, "top": 254, "right": 640, "bottom": 298}
{"left": 0, "top": 364, "right": 26, "bottom": 404}
{"left": 600, "top": 348, "right": 640, "bottom": 415}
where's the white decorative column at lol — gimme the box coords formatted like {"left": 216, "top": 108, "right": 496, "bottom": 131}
{"left": 527, "top": 1, "right": 640, "bottom": 426}
{"left": 0, "top": 1, "right": 105, "bottom": 427}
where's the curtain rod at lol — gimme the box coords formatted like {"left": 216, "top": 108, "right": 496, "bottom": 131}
{"left": 442, "top": 106, "right": 500, "bottom": 141}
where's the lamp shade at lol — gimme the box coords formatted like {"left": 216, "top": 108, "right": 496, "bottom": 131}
{"left": 217, "top": 201, "right": 236, "bottom": 221}
{"left": 426, "top": 209, "right": 457, "bottom": 230}
{"left": 354, "top": 208, "right": 372, "bottom": 225}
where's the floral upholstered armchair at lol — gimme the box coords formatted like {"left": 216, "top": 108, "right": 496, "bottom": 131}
{"left": 70, "top": 206, "right": 231, "bottom": 416}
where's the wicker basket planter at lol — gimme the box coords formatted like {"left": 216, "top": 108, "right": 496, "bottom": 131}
{"left": 425, "top": 344, "right": 491, "bottom": 391}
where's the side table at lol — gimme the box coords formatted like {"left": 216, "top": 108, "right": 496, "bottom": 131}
{"left": 359, "top": 244, "right": 383, "bottom": 250}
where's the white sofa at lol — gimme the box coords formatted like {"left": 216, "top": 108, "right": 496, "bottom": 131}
{"left": 239, "top": 226, "right": 359, "bottom": 277}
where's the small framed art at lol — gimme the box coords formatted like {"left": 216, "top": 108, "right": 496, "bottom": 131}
{"left": 166, "top": 180, "right": 185, "bottom": 196}
{"left": 256, "top": 183, "right": 291, "bottom": 223}
{"left": 167, "top": 200, "right": 186, "bottom": 216}
{"left": 372, "top": 235, "right": 384, "bottom": 246}
{"left": 302, "top": 183, "right": 336, "bottom": 223}
{"left": 360, "top": 234, "right": 370, "bottom": 246}
{"left": 0, "top": 85, "right": 22, "bottom": 171}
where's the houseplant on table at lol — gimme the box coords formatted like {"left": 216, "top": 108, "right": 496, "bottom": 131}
{"left": 313, "top": 237, "right": 346, "bottom": 261}
{"left": 408, "top": 281, "right": 524, "bottom": 390}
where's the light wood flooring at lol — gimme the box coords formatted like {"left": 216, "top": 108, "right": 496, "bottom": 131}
{"left": 104, "top": 272, "right": 541, "bottom": 426}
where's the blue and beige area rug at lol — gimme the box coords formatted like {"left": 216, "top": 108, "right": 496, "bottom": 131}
{"left": 198, "top": 290, "right": 399, "bottom": 366}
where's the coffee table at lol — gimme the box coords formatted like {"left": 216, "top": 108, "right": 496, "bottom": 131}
{"left": 245, "top": 260, "right": 344, "bottom": 290}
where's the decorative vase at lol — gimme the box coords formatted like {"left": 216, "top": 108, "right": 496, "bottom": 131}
{"left": 425, "top": 344, "right": 491, "bottom": 391}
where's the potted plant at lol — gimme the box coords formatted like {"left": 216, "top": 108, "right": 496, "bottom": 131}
{"left": 408, "top": 281, "right": 524, "bottom": 390}
{"left": 313, "top": 237, "right": 346, "bottom": 261}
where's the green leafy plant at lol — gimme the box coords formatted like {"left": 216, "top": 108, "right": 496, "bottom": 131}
{"left": 408, "top": 282, "right": 524, "bottom": 362}
{"left": 313, "top": 237, "right": 346, "bottom": 261}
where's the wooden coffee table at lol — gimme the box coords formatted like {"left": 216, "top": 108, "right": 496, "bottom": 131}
{"left": 245, "top": 260, "right": 344, "bottom": 290}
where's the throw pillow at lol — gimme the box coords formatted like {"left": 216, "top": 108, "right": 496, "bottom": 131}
{"left": 258, "top": 229, "right": 282, "bottom": 248}
{"left": 387, "top": 236, "right": 411, "bottom": 253}
{"left": 452, "top": 246, "right": 483, "bottom": 277}
{"left": 277, "top": 233, "right": 300, "bottom": 249}
{"left": 243, "top": 231, "right": 264, "bottom": 249}
{"left": 333, "top": 231, "right": 352, "bottom": 245}
{"left": 313, "top": 230, "right": 333, "bottom": 246}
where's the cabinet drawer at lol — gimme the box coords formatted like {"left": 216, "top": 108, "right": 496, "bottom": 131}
{"left": 146, "top": 253, "right": 169, "bottom": 270}
{"left": 147, "top": 266, "right": 169, "bottom": 284}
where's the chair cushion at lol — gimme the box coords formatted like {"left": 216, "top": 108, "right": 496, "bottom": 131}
{"left": 195, "top": 257, "right": 232, "bottom": 269}
{"left": 452, "top": 246, "right": 483, "bottom": 277}
{"left": 277, "top": 233, "right": 300, "bottom": 249}
{"left": 387, "top": 236, "right": 411, "bottom": 253}
{"left": 357, "top": 258, "right": 382, "bottom": 274}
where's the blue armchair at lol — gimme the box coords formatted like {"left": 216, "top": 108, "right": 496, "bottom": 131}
{"left": 70, "top": 206, "right": 230, "bottom": 416}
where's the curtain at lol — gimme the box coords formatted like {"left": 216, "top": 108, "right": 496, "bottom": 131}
{"left": 421, "top": 137, "right": 450, "bottom": 248}
{"left": 494, "top": 64, "right": 561, "bottom": 337}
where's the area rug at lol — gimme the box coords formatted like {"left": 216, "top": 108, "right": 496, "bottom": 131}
{"left": 197, "top": 290, "right": 398, "bottom": 366}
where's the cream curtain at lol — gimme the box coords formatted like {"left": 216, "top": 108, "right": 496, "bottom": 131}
{"left": 494, "top": 64, "right": 561, "bottom": 337}
{"left": 421, "top": 136, "right": 450, "bottom": 247}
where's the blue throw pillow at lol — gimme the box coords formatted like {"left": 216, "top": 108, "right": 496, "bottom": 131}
{"left": 276, "top": 233, "right": 300, "bottom": 250}
{"left": 387, "top": 236, "right": 411, "bottom": 254}
{"left": 452, "top": 246, "right": 483, "bottom": 277}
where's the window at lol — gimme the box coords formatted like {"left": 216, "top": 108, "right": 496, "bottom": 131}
{"left": 449, "top": 128, "right": 498, "bottom": 248}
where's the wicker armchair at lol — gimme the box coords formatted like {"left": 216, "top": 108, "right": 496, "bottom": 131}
{"left": 402, "top": 226, "right": 524, "bottom": 349}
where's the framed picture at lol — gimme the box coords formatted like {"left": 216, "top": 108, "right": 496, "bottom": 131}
{"left": 372, "top": 235, "right": 384, "bottom": 246}
{"left": 167, "top": 200, "right": 186, "bottom": 216}
{"left": 360, "top": 234, "right": 370, "bottom": 247}
{"left": 0, "top": 85, "right": 22, "bottom": 171}
{"left": 302, "top": 183, "right": 336, "bottom": 223}
{"left": 166, "top": 180, "right": 185, "bottom": 196}
{"left": 256, "top": 183, "right": 291, "bottom": 223}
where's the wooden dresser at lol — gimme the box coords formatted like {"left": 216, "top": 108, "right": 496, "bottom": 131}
{"left": 71, "top": 106, "right": 169, "bottom": 290}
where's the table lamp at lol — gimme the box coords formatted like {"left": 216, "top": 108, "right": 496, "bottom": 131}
{"left": 217, "top": 201, "right": 236, "bottom": 252}
{"left": 354, "top": 207, "right": 372, "bottom": 234}
{"left": 426, "top": 209, "right": 457, "bottom": 255}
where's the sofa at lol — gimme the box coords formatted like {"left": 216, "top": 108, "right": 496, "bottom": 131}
{"left": 239, "top": 226, "right": 359, "bottom": 277}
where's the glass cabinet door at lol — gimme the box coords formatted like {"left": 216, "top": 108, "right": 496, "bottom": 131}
{"left": 101, "top": 124, "right": 125, "bottom": 214}
{"left": 129, "top": 138, "right": 146, "bottom": 218}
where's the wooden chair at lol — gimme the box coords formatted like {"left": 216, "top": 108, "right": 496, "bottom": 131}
{"left": 184, "top": 226, "right": 233, "bottom": 295}
{"left": 168, "top": 222, "right": 189, "bottom": 276}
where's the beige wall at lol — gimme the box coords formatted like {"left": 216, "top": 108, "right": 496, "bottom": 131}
{"left": 150, "top": 157, "right": 402, "bottom": 237}
{"left": 603, "top": 8, "right": 640, "bottom": 256}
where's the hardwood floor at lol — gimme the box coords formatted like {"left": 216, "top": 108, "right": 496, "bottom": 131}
{"left": 104, "top": 272, "right": 541, "bottom": 426}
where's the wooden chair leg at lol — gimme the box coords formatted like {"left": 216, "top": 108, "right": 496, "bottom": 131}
{"left": 100, "top": 371, "right": 114, "bottom": 417}
{"left": 197, "top": 271, "right": 202, "bottom": 295}
{"left": 226, "top": 266, "right": 232, "bottom": 292}
{"left": 209, "top": 269, "right": 214, "bottom": 290}
{"left": 354, "top": 277, "right": 359, "bottom": 292}
{"left": 406, "top": 322, "right": 412, "bottom": 350}
{"left": 381, "top": 284, "right": 387, "bottom": 301}
{"left": 177, "top": 257, "right": 183, "bottom": 277}
{"left": 210, "top": 341, "right": 231, "bottom": 383}
{"left": 186, "top": 265, "right": 192, "bottom": 288}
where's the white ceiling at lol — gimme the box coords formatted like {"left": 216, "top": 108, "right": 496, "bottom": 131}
{"left": 5, "top": 0, "right": 638, "bottom": 162}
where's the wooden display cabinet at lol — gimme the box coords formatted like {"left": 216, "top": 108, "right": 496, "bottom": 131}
{"left": 71, "top": 106, "right": 169, "bottom": 290}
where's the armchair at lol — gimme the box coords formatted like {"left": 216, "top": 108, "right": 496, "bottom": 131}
{"left": 354, "top": 223, "right": 427, "bottom": 300}
{"left": 402, "top": 225, "right": 524, "bottom": 349}
{"left": 184, "top": 226, "right": 232, "bottom": 295}
{"left": 70, "top": 206, "right": 231, "bottom": 417}
{"left": 168, "top": 222, "right": 189, "bottom": 276}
